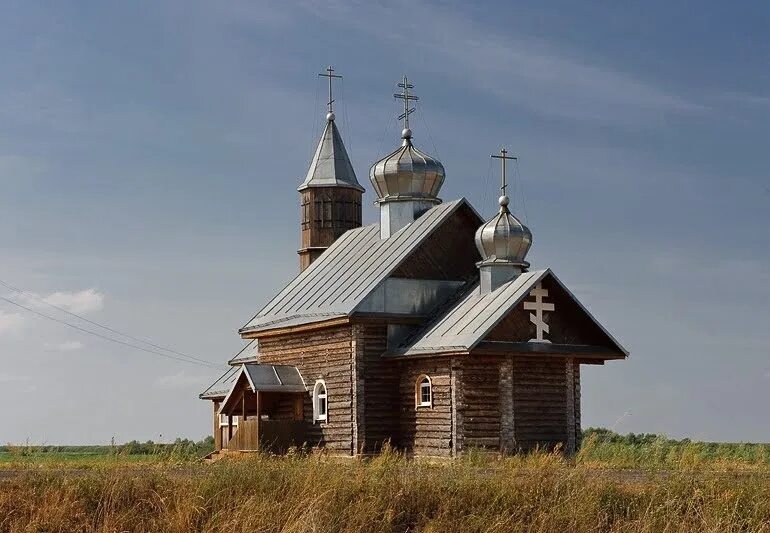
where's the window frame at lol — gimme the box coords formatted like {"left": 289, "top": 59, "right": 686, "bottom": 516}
{"left": 415, "top": 375, "right": 432, "bottom": 408}
{"left": 313, "top": 380, "right": 328, "bottom": 423}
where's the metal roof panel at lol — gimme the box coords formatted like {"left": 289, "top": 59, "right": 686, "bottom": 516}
{"left": 241, "top": 199, "right": 474, "bottom": 333}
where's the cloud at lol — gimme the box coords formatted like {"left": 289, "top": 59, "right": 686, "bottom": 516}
{"left": 0, "top": 310, "right": 25, "bottom": 336}
{"left": 21, "top": 288, "right": 104, "bottom": 315}
{"left": 717, "top": 91, "right": 770, "bottom": 109}
{"left": 44, "top": 340, "right": 84, "bottom": 352}
{"left": 300, "top": 0, "right": 703, "bottom": 125}
{"left": 154, "top": 372, "right": 211, "bottom": 389}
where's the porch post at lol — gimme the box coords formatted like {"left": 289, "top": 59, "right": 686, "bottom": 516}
{"left": 241, "top": 391, "right": 247, "bottom": 421}
{"left": 213, "top": 401, "right": 222, "bottom": 451}
{"left": 228, "top": 414, "right": 233, "bottom": 440}
{"left": 256, "top": 391, "right": 261, "bottom": 450}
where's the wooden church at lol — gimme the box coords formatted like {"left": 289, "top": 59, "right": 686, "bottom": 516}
{"left": 200, "top": 72, "right": 627, "bottom": 458}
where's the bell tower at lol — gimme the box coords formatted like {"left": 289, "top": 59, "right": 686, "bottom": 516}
{"left": 297, "top": 67, "right": 364, "bottom": 271}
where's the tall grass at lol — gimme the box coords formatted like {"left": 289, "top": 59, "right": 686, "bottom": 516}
{"left": 1, "top": 447, "right": 769, "bottom": 532}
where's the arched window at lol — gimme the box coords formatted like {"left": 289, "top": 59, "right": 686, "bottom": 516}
{"left": 415, "top": 375, "right": 432, "bottom": 408}
{"left": 313, "top": 380, "right": 328, "bottom": 422}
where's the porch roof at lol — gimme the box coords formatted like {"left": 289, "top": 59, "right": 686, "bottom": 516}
{"left": 217, "top": 363, "right": 307, "bottom": 412}
{"left": 242, "top": 364, "right": 307, "bottom": 393}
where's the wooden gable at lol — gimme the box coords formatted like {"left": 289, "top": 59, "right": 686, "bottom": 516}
{"left": 484, "top": 273, "right": 625, "bottom": 355}
{"left": 391, "top": 201, "right": 482, "bottom": 282}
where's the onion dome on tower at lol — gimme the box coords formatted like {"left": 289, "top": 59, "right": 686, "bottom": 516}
{"left": 370, "top": 77, "right": 445, "bottom": 238}
{"left": 476, "top": 148, "right": 532, "bottom": 294}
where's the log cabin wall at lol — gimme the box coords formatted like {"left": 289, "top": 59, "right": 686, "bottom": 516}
{"left": 257, "top": 325, "right": 354, "bottom": 454}
{"left": 353, "top": 323, "right": 399, "bottom": 454}
{"left": 397, "top": 358, "right": 453, "bottom": 456}
{"left": 512, "top": 356, "right": 570, "bottom": 451}
{"left": 460, "top": 356, "right": 502, "bottom": 451}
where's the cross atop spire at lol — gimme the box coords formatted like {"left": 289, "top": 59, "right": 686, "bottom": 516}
{"left": 319, "top": 66, "right": 342, "bottom": 116}
{"left": 491, "top": 147, "right": 518, "bottom": 200}
{"left": 394, "top": 76, "right": 419, "bottom": 131}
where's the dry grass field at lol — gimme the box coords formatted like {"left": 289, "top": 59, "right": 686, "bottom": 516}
{"left": 1, "top": 434, "right": 770, "bottom": 532}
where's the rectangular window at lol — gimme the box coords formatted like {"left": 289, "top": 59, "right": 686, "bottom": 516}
{"left": 420, "top": 384, "right": 431, "bottom": 405}
{"left": 318, "top": 395, "right": 327, "bottom": 420}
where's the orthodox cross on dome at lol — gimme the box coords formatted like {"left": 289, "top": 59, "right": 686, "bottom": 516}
{"left": 394, "top": 76, "right": 419, "bottom": 130}
{"left": 523, "top": 282, "right": 555, "bottom": 343}
{"left": 319, "top": 66, "right": 342, "bottom": 115}
{"left": 491, "top": 147, "right": 518, "bottom": 198}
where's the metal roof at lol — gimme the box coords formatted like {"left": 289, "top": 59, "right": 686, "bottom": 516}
{"left": 298, "top": 118, "right": 364, "bottom": 192}
{"left": 240, "top": 364, "right": 306, "bottom": 392}
{"left": 228, "top": 339, "right": 260, "bottom": 365}
{"left": 199, "top": 365, "right": 240, "bottom": 400}
{"left": 241, "top": 198, "right": 476, "bottom": 334}
{"left": 392, "top": 269, "right": 628, "bottom": 357}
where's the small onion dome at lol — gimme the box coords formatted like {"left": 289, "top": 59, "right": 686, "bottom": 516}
{"left": 369, "top": 128, "right": 445, "bottom": 201}
{"left": 474, "top": 195, "right": 532, "bottom": 266}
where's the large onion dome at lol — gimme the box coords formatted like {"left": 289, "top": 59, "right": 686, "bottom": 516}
{"left": 475, "top": 195, "right": 532, "bottom": 267}
{"left": 369, "top": 128, "right": 445, "bottom": 201}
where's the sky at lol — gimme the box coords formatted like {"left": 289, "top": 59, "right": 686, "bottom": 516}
{"left": 1, "top": 1, "right": 769, "bottom": 444}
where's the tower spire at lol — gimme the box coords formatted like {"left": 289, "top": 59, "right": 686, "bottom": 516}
{"left": 319, "top": 65, "right": 342, "bottom": 118}
{"left": 298, "top": 65, "right": 364, "bottom": 272}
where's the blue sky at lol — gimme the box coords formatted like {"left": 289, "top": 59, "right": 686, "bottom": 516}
{"left": 1, "top": 1, "right": 769, "bottom": 444}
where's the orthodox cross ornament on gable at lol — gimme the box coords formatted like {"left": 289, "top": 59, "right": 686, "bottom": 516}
{"left": 523, "top": 282, "right": 555, "bottom": 343}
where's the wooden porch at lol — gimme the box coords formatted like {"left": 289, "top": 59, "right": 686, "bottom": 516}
{"left": 218, "top": 389, "right": 307, "bottom": 453}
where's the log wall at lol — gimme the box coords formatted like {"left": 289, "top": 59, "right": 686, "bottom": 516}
{"left": 353, "top": 323, "right": 399, "bottom": 453}
{"left": 258, "top": 325, "right": 354, "bottom": 454}
{"left": 460, "top": 356, "right": 501, "bottom": 451}
{"left": 398, "top": 358, "right": 453, "bottom": 456}
{"left": 512, "top": 356, "right": 569, "bottom": 451}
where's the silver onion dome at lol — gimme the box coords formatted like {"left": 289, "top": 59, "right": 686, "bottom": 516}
{"left": 369, "top": 129, "right": 445, "bottom": 201}
{"left": 475, "top": 195, "right": 532, "bottom": 267}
